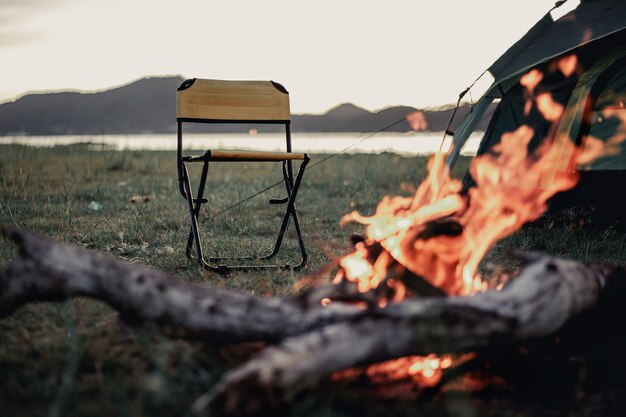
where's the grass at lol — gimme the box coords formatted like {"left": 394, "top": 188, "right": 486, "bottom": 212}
{"left": 1, "top": 144, "right": 626, "bottom": 417}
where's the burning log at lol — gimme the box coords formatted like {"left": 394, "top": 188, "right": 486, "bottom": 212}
{"left": 1, "top": 227, "right": 625, "bottom": 416}
{"left": 202, "top": 254, "right": 620, "bottom": 415}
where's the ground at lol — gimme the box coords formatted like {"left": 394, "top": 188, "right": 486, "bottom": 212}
{"left": 1, "top": 144, "right": 626, "bottom": 416}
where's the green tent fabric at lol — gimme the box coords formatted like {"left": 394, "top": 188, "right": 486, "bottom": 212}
{"left": 583, "top": 64, "right": 626, "bottom": 170}
{"left": 446, "top": 0, "right": 626, "bottom": 223}
{"left": 488, "top": 0, "right": 626, "bottom": 84}
{"left": 447, "top": 0, "right": 626, "bottom": 169}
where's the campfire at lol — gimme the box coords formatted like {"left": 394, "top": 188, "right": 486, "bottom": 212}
{"left": 317, "top": 52, "right": 625, "bottom": 390}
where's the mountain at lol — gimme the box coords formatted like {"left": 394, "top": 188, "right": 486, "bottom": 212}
{"left": 0, "top": 77, "right": 185, "bottom": 135}
{"left": 292, "top": 103, "right": 493, "bottom": 133}
{"left": 0, "top": 76, "right": 494, "bottom": 135}
{"left": 325, "top": 103, "right": 371, "bottom": 120}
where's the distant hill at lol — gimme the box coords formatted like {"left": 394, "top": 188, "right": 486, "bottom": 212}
{"left": 0, "top": 77, "right": 184, "bottom": 135}
{"left": 0, "top": 76, "right": 494, "bottom": 135}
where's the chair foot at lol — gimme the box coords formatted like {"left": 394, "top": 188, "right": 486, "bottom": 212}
{"left": 198, "top": 256, "right": 306, "bottom": 273}
{"left": 198, "top": 258, "right": 230, "bottom": 275}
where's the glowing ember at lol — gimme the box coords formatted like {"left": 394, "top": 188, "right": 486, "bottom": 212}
{"left": 332, "top": 353, "right": 471, "bottom": 389}
{"left": 407, "top": 354, "right": 452, "bottom": 382}
{"left": 357, "top": 354, "right": 453, "bottom": 387}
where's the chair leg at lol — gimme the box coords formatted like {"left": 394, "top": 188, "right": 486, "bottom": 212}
{"left": 287, "top": 157, "right": 309, "bottom": 269}
{"left": 182, "top": 162, "right": 226, "bottom": 273}
{"left": 182, "top": 164, "right": 202, "bottom": 259}
{"left": 260, "top": 161, "right": 291, "bottom": 261}
{"left": 185, "top": 160, "right": 210, "bottom": 257}
{"left": 289, "top": 202, "right": 308, "bottom": 270}
{"left": 263, "top": 157, "right": 309, "bottom": 269}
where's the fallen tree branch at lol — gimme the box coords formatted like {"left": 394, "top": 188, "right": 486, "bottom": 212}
{"left": 1, "top": 228, "right": 624, "bottom": 416}
{"left": 0, "top": 228, "right": 363, "bottom": 343}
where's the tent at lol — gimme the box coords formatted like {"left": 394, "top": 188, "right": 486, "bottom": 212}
{"left": 447, "top": 0, "right": 626, "bottom": 223}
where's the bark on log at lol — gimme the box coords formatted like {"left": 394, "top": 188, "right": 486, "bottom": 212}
{"left": 1, "top": 228, "right": 624, "bottom": 416}
{"left": 0, "top": 228, "right": 363, "bottom": 343}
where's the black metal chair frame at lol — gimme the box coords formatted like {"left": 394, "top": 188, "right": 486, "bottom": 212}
{"left": 177, "top": 117, "right": 309, "bottom": 274}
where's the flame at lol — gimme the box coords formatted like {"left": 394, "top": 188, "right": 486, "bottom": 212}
{"left": 536, "top": 93, "right": 564, "bottom": 122}
{"left": 520, "top": 69, "right": 543, "bottom": 93}
{"left": 557, "top": 54, "right": 579, "bottom": 78}
{"left": 406, "top": 110, "right": 429, "bottom": 131}
{"left": 337, "top": 122, "right": 578, "bottom": 297}
{"left": 334, "top": 54, "right": 606, "bottom": 298}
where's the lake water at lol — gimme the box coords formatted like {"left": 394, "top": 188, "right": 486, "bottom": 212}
{"left": 0, "top": 132, "right": 481, "bottom": 156}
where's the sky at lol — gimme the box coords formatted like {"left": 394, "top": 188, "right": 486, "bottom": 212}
{"left": 0, "top": 0, "right": 579, "bottom": 114}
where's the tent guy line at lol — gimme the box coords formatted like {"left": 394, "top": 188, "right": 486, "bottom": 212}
{"left": 211, "top": 116, "right": 409, "bottom": 219}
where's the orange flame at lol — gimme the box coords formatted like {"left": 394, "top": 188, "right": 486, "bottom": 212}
{"left": 536, "top": 93, "right": 564, "bottom": 122}
{"left": 335, "top": 55, "right": 598, "bottom": 298}
{"left": 337, "top": 122, "right": 579, "bottom": 297}
{"left": 557, "top": 54, "right": 579, "bottom": 78}
{"left": 520, "top": 69, "right": 543, "bottom": 93}
{"left": 406, "top": 110, "right": 429, "bottom": 131}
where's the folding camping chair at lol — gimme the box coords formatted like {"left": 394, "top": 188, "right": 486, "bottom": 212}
{"left": 176, "top": 78, "right": 310, "bottom": 273}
